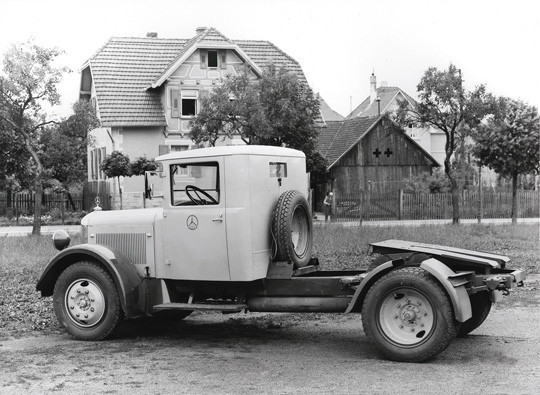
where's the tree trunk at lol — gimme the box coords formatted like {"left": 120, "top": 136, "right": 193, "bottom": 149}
{"left": 511, "top": 171, "right": 518, "bottom": 225}
{"left": 117, "top": 176, "right": 123, "bottom": 210}
{"left": 32, "top": 176, "right": 43, "bottom": 235}
{"left": 451, "top": 178, "right": 460, "bottom": 224}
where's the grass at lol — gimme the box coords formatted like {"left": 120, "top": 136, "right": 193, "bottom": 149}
{"left": 0, "top": 224, "right": 538, "bottom": 338}
{"left": 313, "top": 223, "right": 539, "bottom": 273}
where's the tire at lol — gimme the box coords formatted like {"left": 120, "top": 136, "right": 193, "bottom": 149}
{"left": 272, "top": 190, "right": 313, "bottom": 268}
{"left": 457, "top": 292, "right": 492, "bottom": 337}
{"left": 362, "top": 267, "right": 458, "bottom": 362}
{"left": 53, "top": 261, "right": 123, "bottom": 341}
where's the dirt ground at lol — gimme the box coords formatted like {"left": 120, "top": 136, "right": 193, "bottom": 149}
{"left": 1, "top": 281, "right": 539, "bottom": 395}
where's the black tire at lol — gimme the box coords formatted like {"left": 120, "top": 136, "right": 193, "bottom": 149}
{"left": 457, "top": 292, "right": 492, "bottom": 337}
{"left": 272, "top": 190, "right": 313, "bottom": 268}
{"left": 53, "top": 261, "right": 123, "bottom": 341}
{"left": 362, "top": 267, "right": 458, "bottom": 362}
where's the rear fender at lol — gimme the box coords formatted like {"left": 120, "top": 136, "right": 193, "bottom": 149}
{"left": 344, "top": 259, "right": 402, "bottom": 314}
{"left": 420, "top": 258, "right": 472, "bottom": 322}
{"left": 346, "top": 258, "right": 472, "bottom": 323}
{"left": 36, "top": 244, "right": 146, "bottom": 318}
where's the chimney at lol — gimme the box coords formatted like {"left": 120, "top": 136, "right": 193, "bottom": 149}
{"left": 146, "top": 32, "right": 158, "bottom": 38}
{"left": 370, "top": 72, "right": 377, "bottom": 104}
{"left": 380, "top": 81, "right": 388, "bottom": 88}
{"left": 196, "top": 27, "right": 207, "bottom": 35}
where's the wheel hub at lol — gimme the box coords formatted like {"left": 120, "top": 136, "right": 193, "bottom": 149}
{"left": 65, "top": 279, "right": 105, "bottom": 327}
{"left": 379, "top": 289, "right": 435, "bottom": 345}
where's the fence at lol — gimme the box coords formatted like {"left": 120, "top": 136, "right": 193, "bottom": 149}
{"left": 0, "top": 181, "right": 112, "bottom": 216}
{"left": 0, "top": 191, "right": 84, "bottom": 216}
{"left": 335, "top": 189, "right": 539, "bottom": 222}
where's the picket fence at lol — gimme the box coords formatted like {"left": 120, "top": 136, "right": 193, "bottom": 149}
{"left": 334, "top": 189, "right": 539, "bottom": 222}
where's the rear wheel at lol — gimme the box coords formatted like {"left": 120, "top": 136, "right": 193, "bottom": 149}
{"left": 362, "top": 267, "right": 458, "bottom": 362}
{"left": 53, "top": 261, "right": 122, "bottom": 340}
{"left": 272, "top": 190, "right": 313, "bottom": 268}
{"left": 457, "top": 292, "right": 492, "bottom": 337}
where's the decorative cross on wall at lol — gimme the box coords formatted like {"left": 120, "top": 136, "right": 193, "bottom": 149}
{"left": 373, "top": 148, "right": 393, "bottom": 158}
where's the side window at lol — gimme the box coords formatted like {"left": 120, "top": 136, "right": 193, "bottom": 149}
{"left": 170, "top": 162, "right": 220, "bottom": 206}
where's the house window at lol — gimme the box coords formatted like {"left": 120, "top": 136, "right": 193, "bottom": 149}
{"left": 208, "top": 51, "right": 218, "bottom": 68}
{"left": 181, "top": 90, "right": 198, "bottom": 117}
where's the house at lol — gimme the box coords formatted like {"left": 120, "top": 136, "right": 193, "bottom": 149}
{"left": 80, "top": 27, "right": 310, "bottom": 209}
{"left": 316, "top": 114, "right": 439, "bottom": 209}
{"left": 347, "top": 73, "right": 446, "bottom": 166}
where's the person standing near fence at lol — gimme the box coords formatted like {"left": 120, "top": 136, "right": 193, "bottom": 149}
{"left": 324, "top": 192, "right": 333, "bottom": 222}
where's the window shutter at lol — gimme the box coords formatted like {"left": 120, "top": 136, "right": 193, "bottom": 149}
{"left": 100, "top": 147, "right": 106, "bottom": 179}
{"left": 159, "top": 145, "right": 170, "bottom": 156}
{"left": 90, "top": 150, "right": 95, "bottom": 180}
{"left": 171, "top": 89, "right": 180, "bottom": 118}
{"left": 200, "top": 50, "right": 207, "bottom": 69}
{"left": 219, "top": 50, "right": 227, "bottom": 69}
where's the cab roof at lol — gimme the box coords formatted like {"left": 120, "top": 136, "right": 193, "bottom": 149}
{"left": 156, "top": 145, "right": 306, "bottom": 162}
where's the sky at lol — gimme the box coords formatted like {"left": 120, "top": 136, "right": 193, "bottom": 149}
{"left": 1, "top": 0, "right": 538, "bottom": 119}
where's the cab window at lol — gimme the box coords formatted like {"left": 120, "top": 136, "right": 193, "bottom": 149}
{"left": 170, "top": 162, "right": 220, "bottom": 206}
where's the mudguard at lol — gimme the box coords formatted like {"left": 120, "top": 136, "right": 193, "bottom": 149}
{"left": 36, "top": 244, "right": 146, "bottom": 319}
{"left": 345, "top": 258, "right": 472, "bottom": 322}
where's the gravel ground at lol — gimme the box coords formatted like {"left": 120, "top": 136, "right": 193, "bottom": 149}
{"left": 0, "top": 277, "right": 539, "bottom": 394}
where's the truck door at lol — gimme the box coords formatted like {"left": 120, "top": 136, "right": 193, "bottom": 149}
{"left": 161, "top": 158, "right": 230, "bottom": 281}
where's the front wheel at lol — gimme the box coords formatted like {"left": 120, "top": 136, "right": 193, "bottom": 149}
{"left": 53, "top": 261, "right": 123, "bottom": 340}
{"left": 362, "top": 267, "right": 458, "bottom": 362}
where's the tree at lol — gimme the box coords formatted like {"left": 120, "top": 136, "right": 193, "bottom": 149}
{"left": 0, "top": 40, "right": 70, "bottom": 234}
{"left": 402, "top": 169, "right": 451, "bottom": 194}
{"left": 473, "top": 97, "right": 539, "bottom": 223}
{"left": 130, "top": 156, "right": 158, "bottom": 176}
{"left": 100, "top": 151, "right": 132, "bottom": 210}
{"left": 41, "top": 99, "right": 99, "bottom": 189}
{"left": 396, "top": 64, "right": 493, "bottom": 223}
{"left": 190, "top": 67, "right": 326, "bottom": 176}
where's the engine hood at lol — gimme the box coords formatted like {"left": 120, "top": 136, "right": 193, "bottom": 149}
{"left": 82, "top": 208, "right": 163, "bottom": 227}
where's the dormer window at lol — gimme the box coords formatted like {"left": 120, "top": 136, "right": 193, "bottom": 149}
{"left": 208, "top": 51, "right": 218, "bottom": 68}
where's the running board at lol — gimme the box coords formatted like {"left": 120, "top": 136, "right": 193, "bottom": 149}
{"left": 153, "top": 303, "right": 247, "bottom": 312}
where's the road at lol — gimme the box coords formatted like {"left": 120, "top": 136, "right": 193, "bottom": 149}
{"left": 1, "top": 299, "right": 539, "bottom": 394}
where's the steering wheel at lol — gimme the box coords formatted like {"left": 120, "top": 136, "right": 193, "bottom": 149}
{"left": 185, "top": 185, "right": 218, "bottom": 205}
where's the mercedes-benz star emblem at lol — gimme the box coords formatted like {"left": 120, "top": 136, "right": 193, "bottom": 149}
{"left": 186, "top": 215, "right": 198, "bottom": 230}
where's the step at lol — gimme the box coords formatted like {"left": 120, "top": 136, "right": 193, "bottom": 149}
{"left": 153, "top": 302, "right": 247, "bottom": 312}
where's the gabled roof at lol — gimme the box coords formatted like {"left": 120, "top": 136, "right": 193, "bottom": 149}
{"left": 318, "top": 115, "right": 439, "bottom": 169}
{"left": 82, "top": 28, "right": 308, "bottom": 127}
{"left": 346, "top": 86, "right": 416, "bottom": 119}
{"left": 151, "top": 27, "right": 264, "bottom": 88}
{"left": 318, "top": 117, "right": 380, "bottom": 168}
{"left": 318, "top": 94, "right": 344, "bottom": 123}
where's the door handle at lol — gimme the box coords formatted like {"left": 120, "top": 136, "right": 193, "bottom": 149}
{"left": 212, "top": 213, "right": 223, "bottom": 222}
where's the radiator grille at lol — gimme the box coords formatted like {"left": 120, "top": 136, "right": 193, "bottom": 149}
{"left": 95, "top": 233, "right": 147, "bottom": 265}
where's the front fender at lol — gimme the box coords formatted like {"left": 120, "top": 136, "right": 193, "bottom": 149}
{"left": 36, "top": 244, "right": 146, "bottom": 318}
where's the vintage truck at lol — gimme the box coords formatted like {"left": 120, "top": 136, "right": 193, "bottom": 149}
{"left": 37, "top": 145, "right": 525, "bottom": 362}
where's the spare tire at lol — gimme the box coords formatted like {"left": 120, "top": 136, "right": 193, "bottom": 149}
{"left": 272, "top": 190, "right": 313, "bottom": 268}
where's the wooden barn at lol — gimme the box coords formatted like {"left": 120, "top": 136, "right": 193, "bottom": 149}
{"left": 317, "top": 114, "right": 439, "bottom": 199}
